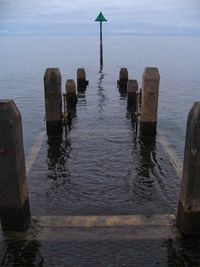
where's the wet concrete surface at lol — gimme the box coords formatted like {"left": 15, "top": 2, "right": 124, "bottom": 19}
{"left": 0, "top": 128, "right": 187, "bottom": 266}
{"left": 0, "top": 214, "right": 176, "bottom": 266}
{"left": 27, "top": 130, "right": 180, "bottom": 217}
{"left": 0, "top": 239, "right": 177, "bottom": 267}
{"left": 1, "top": 219, "right": 200, "bottom": 267}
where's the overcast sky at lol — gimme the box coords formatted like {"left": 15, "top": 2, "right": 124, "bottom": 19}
{"left": 0, "top": 0, "right": 200, "bottom": 36}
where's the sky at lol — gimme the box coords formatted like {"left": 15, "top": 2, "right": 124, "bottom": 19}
{"left": 0, "top": 0, "right": 200, "bottom": 36}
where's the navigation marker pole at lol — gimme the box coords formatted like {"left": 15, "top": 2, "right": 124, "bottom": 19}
{"left": 95, "top": 12, "right": 107, "bottom": 67}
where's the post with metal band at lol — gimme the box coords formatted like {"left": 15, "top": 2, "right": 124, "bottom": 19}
{"left": 44, "top": 68, "right": 62, "bottom": 136}
{"left": 177, "top": 102, "right": 200, "bottom": 237}
{"left": 95, "top": 12, "right": 107, "bottom": 67}
{"left": 0, "top": 100, "right": 30, "bottom": 231}
{"left": 140, "top": 67, "right": 160, "bottom": 136}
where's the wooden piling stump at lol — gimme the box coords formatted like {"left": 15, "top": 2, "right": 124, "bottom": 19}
{"left": 127, "top": 80, "right": 138, "bottom": 114}
{"left": 118, "top": 68, "right": 128, "bottom": 90}
{"left": 44, "top": 68, "right": 62, "bottom": 136}
{"left": 177, "top": 102, "right": 200, "bottom": 237}
{"left": 66, "top": 79, "right": 77, "bottom": 109}
{"left": 77, "top": 68, "right": 88, "bottom": 91}
{"left": 140, "top": 67, "right": 160, "bottom": 136}
{"left": 0, "top": 100, "right": 30, "bottom": 231}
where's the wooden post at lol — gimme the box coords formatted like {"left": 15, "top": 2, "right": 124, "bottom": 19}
{"left": 127, "top": 80, "right": 138, "bottom": 114}
{"left": 77, "top": 68, "right": 88, "bottom": 91}
{"left": 66, "top": 79, "right": 77, "bottom": 112}
{"left": 140, "top": 67, "right": 160, "bottom": 136}
{"left": 0, "top": 100, "right": 30, "bottom": 231}
{"left": 44, "top": 68, "right": 62, "bottom": 136}
{"left": 118, "top": 68, "right": 128, "bottom": 90}
{"left": 177, "top": 102, "right": 200, "bottom": 236}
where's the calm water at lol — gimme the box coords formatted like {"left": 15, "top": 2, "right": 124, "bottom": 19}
{"left": 1, "top": 35, "right": 200, "bottom": 265}
{"left": 1, "top": 35, "right": 200, "bottom": 158}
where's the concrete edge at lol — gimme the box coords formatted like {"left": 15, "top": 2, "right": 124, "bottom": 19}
{"left": 158, "top": 132, "right": 183, "bottom": 178}
{"left": 26, "top": 130, "right": 46, "bottom": 174}
{"left": 0, "top": 214, "right": 178, "bottom": 241}
{"left": 32, "top": 214, "right": 176, "bottom": 228}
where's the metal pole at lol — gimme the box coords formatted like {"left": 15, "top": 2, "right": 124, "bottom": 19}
{"left": 100, "top": 21, "right": 103, "bottom": 66}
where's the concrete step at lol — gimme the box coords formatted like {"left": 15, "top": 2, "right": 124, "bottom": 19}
{"left": 1, "top": 214, "right": 177, "bottom": 242}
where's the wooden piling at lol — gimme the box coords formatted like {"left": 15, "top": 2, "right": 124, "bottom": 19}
{"left": 177, "top": 102, "right": 200, "bottom": 236}
{"left": 0, "top": 100, "right": 30, "bottom": 231}
{"left": 66, "top": 79, "right": 77, "bottom": 110}
{"left": 140, "top": 67, "right": 160, "bottom": 136}
{"left": 44, "top": 68, "right": 62, "bottom": 136}
{"left": 127, "top": 79, "right": 138, "bottom": 114}
{"left": 77, "top": 68, "right": 88, "bottom": 91}
{"left": 118, "top": 68, "right": 128, "bottom": 90}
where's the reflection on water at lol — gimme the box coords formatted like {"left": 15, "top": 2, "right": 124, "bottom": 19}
{"left": 133, "top": 136, "right": 157, "bottom": 201}
{"left": 167, "top": 237, "right": 200, "bottom": 266}
{"left": 67, "top": 104, "right": 77, "bottom": 119}
{"left": 97, "top": 67, "right": 106, "bottom": 112}
{"left": 138, "top": 136, "right": 156, "bottom": 176}
{"left": 1, "top": 238, "right": 43, "bottom": 266}
{"left": 77, "top": 91, "right": 87, "bottom": 112}
{"left": 47, "top": 136, "right": 72, "bottom": 191}
{"left": 2, "top": 234, "right": 200, "bottom": 266}
{"left": 77, "top": 92, "right": 86, "bottom": 100}
{"left": 119, "top": 87, "right": 127, "bottom": 98}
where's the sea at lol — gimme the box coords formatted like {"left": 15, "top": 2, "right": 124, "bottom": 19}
{"left": 1, "top": 35, "right": 200, "bottom": 157}
{"left": 0, "top": 34, "right": 200, "bottom": 265}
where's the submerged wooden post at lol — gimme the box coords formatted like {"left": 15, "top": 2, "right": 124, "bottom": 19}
{"left": 77, "top": 68, "right": 88, "bottom": 91}
{"left": 44, "top": 68, "right": 62, "bottom": 136}
{"left": 0, "top": 100, "right": 30, "bottom": 231}
{"left": 118, "top": 68, "right": 128, "bottom": 90}
{"left": 127, "top": 79, "right": 138, "bottom": 114}
{"left": 66, "top": 79, "right": 77, "bottom": 109}
{"left": 177, "top": 102, "right": 200, "bottom": 237}
{"left": 140, "top": 67, "right": 160, "bottom": 136}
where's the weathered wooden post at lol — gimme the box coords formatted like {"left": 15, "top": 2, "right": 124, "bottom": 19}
{"left": 77, "top": 68, "right": 88, "bottom": 91}
{"left": 140, "top": 67, "right": 160, "bottom": 136}
{"left": 177, "top": 102, "right": 200, "bottom": 237}
{"left": 66, "top": 79, "right": 77, "bottom": 112}
{"left": 118, "top": 68, "right": 128, "bottom": 90}
{"left": 127, "top": 79, "right": 138, "bottom": 114}
{"left": 44, "top": 68, "right": 62, "bottom": 136}
{"left": 0, "top": 100, "right": 30, "bottom": 231}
